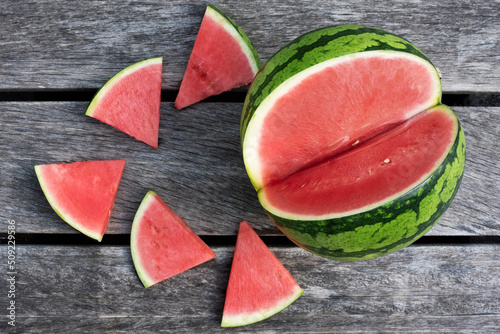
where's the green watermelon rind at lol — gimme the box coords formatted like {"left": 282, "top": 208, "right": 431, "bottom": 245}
{"left": 221, "top": 284, "right": 304, "bottom": 327}
{"left": 130, "top": 190, "right": 158, "bottom": 288}
{"left": 85, "top": 57, "right": 163, "bottom": 117}
{"left": 206, "top": 4, "right": 262, "bottom": 74}
{"left": 262, "top": 105, "right": 466, "bottom": 261}
{"left": 241, "top": 24, "right": 439, "bottom": 141}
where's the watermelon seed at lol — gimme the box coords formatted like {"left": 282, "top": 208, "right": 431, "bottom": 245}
{"left": 352, "top": 140, "right": 360, "bottom": 146}
{"left": 152, "top": 225, "right": 161, "bottom": 235}
{"left": 384, "top": 158, "right": 391, "bottom": 163}
{"left": 193, "top": 64, "right": 208, "bottom": 82}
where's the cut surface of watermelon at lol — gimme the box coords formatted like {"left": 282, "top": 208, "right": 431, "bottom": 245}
{"left": 221, "top": 221, "right": 303, "bottom": 327}
{"left": 174, "top": 4, "right": 261, "bottom": 109}
{"left": 259, "top": 105, "right": 458, "bottom": 219}
{"left": 130, "top": 191, "right": 216, "bottom": 288}
{"left": 243, "top": 51, "right": 441, "bottom": 190}
{"left": 35, "top": 159, "right": 126, "bottom": 241}
{"left": 86, "top": 57, "right": 162, "bottom": 148}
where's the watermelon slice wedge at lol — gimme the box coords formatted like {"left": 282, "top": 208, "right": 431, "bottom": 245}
{"left": 86, "top": 57, "right": 162, "bottom": 148}
{"left": 174, "top": 4, "right": 261, "bottom": 109}
{"left": 35, "top": 159, "right": 126, "bottom": 241}
{"left": 130, "top": 191, "right": 216, "bottom": 288}
{"left": 221, "top": 221, "right": 303, "bottom": 327}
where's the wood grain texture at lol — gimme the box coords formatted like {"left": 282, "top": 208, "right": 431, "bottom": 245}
{"left": 0, "top": 101, "right": 267, "bottom": 236}
{"left": 0, "top": 0, "right": 498, "bottom": 93}
{"left": 1, "top": 244, "right": 499, "bottom": 333}
{"left": 0, "top": 102, "right": 498, "bottom": 236}
{"left": 0, "top": 2, "right": 497, "bottom": 333}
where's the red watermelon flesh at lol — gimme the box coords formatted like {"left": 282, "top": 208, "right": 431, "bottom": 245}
{"left": 260, "top": 105, "right": 458, "bottom": 217}
{"left": 130, "top": 191, "right": 216, "bottom": 288}
{"left": 221, "top": 221, "right": 303, "bottom": 327}
{"left": 245, "top": 53, "right": 441, "bottom": 189}
{"left": 86, "top": 58, "right": 162, "bottom": 148}
{"left": 175, "top": 5, "right": 260, "bottom": 109}
{"left": 34, "top": 159, "right": 126, "bottom": 241}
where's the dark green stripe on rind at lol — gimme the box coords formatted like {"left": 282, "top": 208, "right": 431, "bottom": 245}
{"left": 264, "top": 106, "right": 465, "bottom": 261}
{"left": 207, "top": 4, "right": 262, "bottom": 70}
{"left": 241, "top": 25, "right": 436, "bottom": 141}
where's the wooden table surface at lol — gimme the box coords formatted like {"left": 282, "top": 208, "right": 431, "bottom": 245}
{"left": 1, "top": 1, "right": 499, "bottom": 333}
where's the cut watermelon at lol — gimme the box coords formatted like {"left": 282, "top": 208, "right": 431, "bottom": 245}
{"left": 243, "top": 50, "right": 442, "bottom": 190}
{"left": 86, "top": 57, "right": 162, "bottom": 148}
{"left": 174, "top": 4, "right": 261, "bottom": 109}
{"left": 260, "top": 106, "right": 459, "bottom": 218}
{"left": 130, "top": 191, "right": 216, "bottom": 288}
{"left": 221, "top": 221, "right": 303, "bottom": 327}
{"left": 241, "top": 25, "right": 466, "bottom": 260}
{"left": 35, "top": 159, "right": 126, "bottom": 241}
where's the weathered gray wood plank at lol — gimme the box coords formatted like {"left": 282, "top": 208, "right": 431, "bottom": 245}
{"left": 0, "top": 102, "right": 498, "bottom": 236}
{"left": 1, "top": 244, "right": 500, "bottom": 333}
{"left": 0, "top": 101, "right": 266, "bottom": 236}
{"left": 0, "top": 0, "right": 498, "bottom": 93}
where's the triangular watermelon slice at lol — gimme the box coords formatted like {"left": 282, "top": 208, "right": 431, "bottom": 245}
{"left": 86, "top": 57, "right": 162, "bottom": 148}
{"left": 221, "top": 221, "right": 303, "bottom": 327}
{"left": 174, "top": 4, "right": 261, "bottom": 109}
{"left": 35, "top": 159, "right": 126, "bottom": 241}
{"left": 130, "top": 191, "right": 216, "bottom": 288}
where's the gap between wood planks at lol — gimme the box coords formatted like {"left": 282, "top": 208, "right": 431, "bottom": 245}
{"left": 0, "top": 89, "right": 246, "bottom": 103}
{"left": 1, "top": 233, "right": 500, "bottom": 246}
{"left": 0, "top": 90, "right": 499, "bottom": 106}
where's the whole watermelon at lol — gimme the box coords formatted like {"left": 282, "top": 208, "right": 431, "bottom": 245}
{"left": 241, "top": 25, "right": 465, "bottom": 260}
